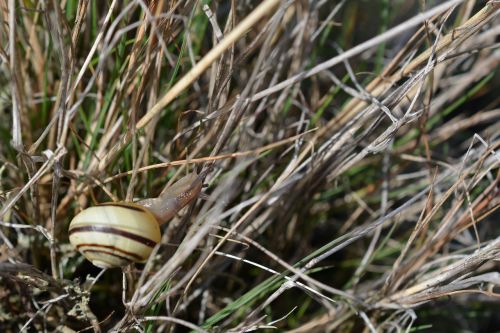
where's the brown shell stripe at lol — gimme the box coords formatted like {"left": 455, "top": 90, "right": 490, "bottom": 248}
{"left": 81, "top": 249, "right": 133, "bottom": 264}
{"left": 76, "top": 243, "right": 145, "bottom": 261}
{"left": 97, "top": 202, "right": 146, "bottom": 212}
{"left": 69, "top": 226, "right": 157, "bottom": 248}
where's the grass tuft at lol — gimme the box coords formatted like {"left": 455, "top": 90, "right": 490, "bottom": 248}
{"left": 0, "top": 0, "right": 499, "bottom": 332}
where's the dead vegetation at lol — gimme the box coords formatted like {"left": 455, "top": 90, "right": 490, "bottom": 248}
{"left": 0, "top": 0, "right": 499, "bottom": 332}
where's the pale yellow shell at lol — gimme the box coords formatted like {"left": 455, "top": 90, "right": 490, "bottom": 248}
{"left": 68, "top": 203, "right": 161, "bottom": 268}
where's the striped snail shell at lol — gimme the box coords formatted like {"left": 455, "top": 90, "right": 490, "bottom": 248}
{"left": 68, "top": 203, "right": 160, "bottom": 268}
{"left": 69, "top": 171, "right": 205, "bottom": 268}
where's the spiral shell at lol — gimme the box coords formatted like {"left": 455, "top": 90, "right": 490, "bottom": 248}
{"left": 68, "top": 202, "right": 161, "bottom": 268}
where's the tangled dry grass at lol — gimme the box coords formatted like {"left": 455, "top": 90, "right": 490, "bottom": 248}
{"left": 1, "top": 0, "right": 499, "bottom": 332}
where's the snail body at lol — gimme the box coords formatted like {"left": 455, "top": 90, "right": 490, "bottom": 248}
{"left": 69, "top": 172, "right": 205, "bottom": 268}
{"left": 137, "top": 172, "right": 203, "bottom": 223}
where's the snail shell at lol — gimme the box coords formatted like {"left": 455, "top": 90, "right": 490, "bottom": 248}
{"left": 68, "top": 202, "right": 161, "bottom": 268}
{"left": 68, "top": 171, "right": 207, "bottom": 268}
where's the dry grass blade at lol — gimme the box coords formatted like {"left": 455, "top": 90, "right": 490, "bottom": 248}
{"left": 97, "top": 0, "right": 282, "bottom": 172}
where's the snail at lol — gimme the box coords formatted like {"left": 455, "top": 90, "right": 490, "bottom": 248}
{"left": 68, "top": 172, "right": 205, "bottom": 268}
